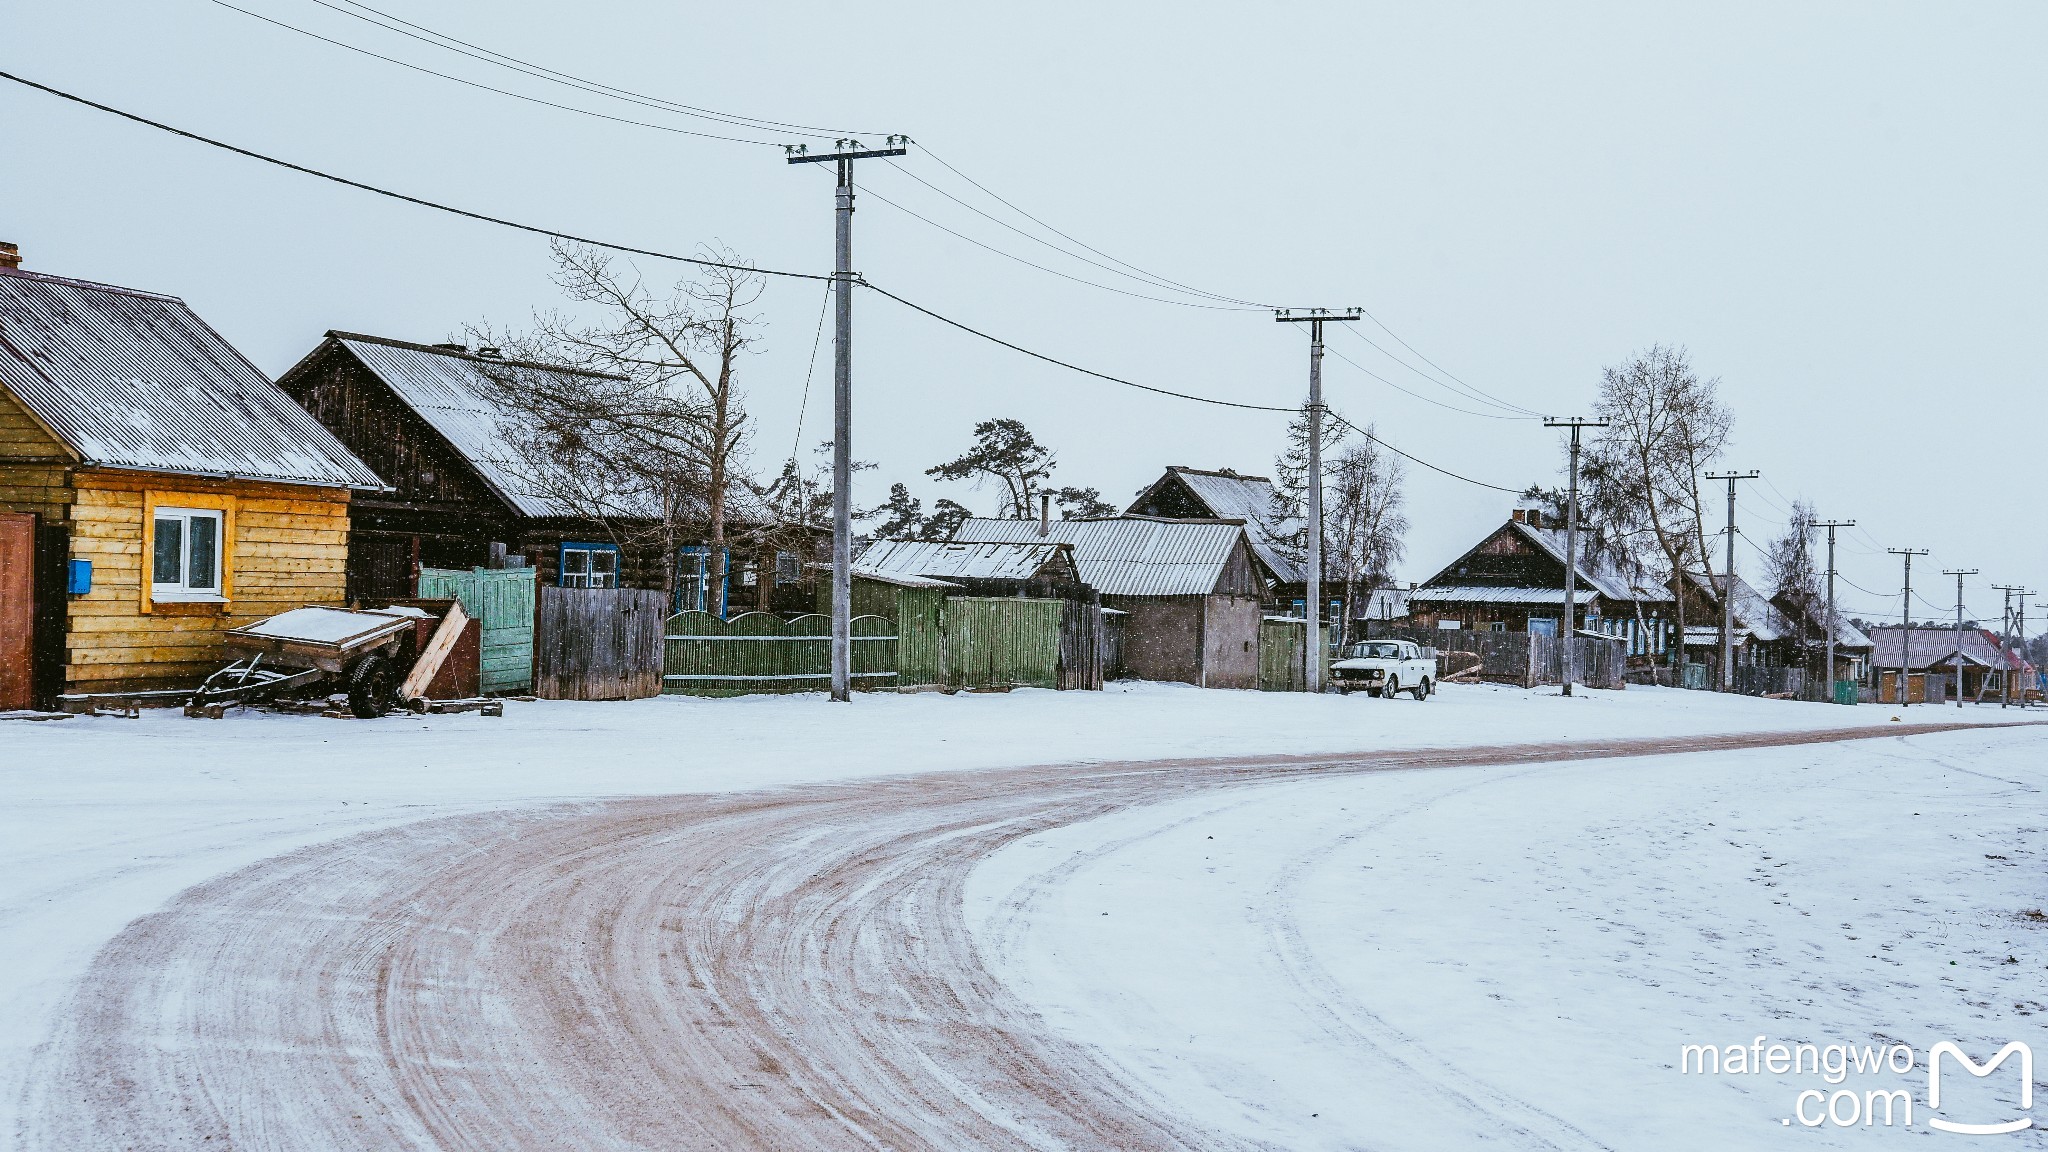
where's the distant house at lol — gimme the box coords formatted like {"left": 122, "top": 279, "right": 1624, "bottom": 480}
{"left": 1408, "top": 508, "right": 1673, "bottom": 661}
{"left": 1867, "top": 625, "right": 2024, "bottom": 701}
{"left": 277, "top": 331, "right": 794, "bottom": 609}
{"left": 0, "top": 257, "right": 384, "bottom": 704}
{"left": 1126, "top": 466, "right": 1300, "bottom": 597}
{"left": 954, "top": 515, "right": 1263, "bottom": 688}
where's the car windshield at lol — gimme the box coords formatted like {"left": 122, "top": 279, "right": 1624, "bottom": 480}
{"left": 1344, "top": 642, "right": 1402, "bottom": 659}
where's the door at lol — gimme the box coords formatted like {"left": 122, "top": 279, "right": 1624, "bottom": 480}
{"left": 0, "top": 511, "right": 33, "bottom": 710}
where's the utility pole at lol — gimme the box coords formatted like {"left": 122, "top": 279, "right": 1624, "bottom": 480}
{"left": 1275, "top": 307, "right": 1360, "bottom": 694}
{"left": 787, "top": 136, "right": 908, "bottom": 702}
{"left": 1992, "top": 584, "right": 2025, "bottom": 708}
{"left": 2020, "top": 590, "right": 2034, "bottom": 708}
{"left": 1816, "top": 519, "right": 1854, "bottom": 704}
{"left": 1942, "top": 568, "right": 1978, "bottom": 708}
{"left": 1889, "top": 548, "right": 1928, "bottom": 707}
{"left": 1703, "top": 471, "right": 1760, "bottom": 691}
{"left": 1544, "top": 417, "right": 1607, "bottom": 696}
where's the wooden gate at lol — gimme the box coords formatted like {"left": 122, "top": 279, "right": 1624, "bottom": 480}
{"left": 535, "top": 586, "right": 665, "bottom": 700}
{"left": 0, "top": 511, "right": 32, "bottom": 710}
{"left": 419, "top": 566, "right": 537, "bottom": 694}
{"left": 945, "top": 597, "right": 1061, "bottom": 691}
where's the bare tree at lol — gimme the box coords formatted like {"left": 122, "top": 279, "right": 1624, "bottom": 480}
{"left": 1763, "top": 497, "right": 1822, "bottom": 672}
{"left": 1324, "top": 433, "right": 1408, "bottom": 642}
{"left": 472, "top": 239, "right": 762, "bottom": 614}
{"left": 1581, "top": 345, "right": 1733, "bottom": 678}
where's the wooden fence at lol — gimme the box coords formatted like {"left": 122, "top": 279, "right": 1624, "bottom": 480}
{"left": 1257, "top": 617, "right": 1332, "bottom": 693}
{"left": 1366, "top": 624, "right": 1625, "bottom": 689}
{"left": 946, "top": 597, "right": 1063, "bottom": 691}
{"left": 662, "top": 611, "right": 896, "bottom": 696}
{"left": 535, "top": 586, "right": 665, "bottom": 700}
{"left": 418, "top": 566, "right": 536, "bottom": 694}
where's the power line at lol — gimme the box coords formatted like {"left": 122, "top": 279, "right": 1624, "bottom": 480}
{"left": 1334, "top": 324, "right": 1543, "bottom": 417}
{"left": 0, "top": 70, "right": 831, "bottom": 281}
{"left": 1323, "top": 343, "right": 1536, "bottom": 420}
{"left": 303, "top": 0, "right": 886, "bottom": 138}
{"left": 204, "top": 0, "right": 784, "bottom": 147}
{"left": 9, "top": 69, "right": 1527, "bottom": 499}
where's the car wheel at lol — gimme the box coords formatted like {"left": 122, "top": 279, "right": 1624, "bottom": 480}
{"left": 1414, "top": 678, "right": 1431, "bottom": 701}
{"left": 1382, "top": 676, "right": 1398, "bottom": 699}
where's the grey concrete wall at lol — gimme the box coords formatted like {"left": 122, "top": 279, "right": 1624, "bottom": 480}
{"left": 1107, "top": 596, "right": 1204, "bottom": 684}
{"left": 1201, "top": 595, "right": 1263, "bottom": 689}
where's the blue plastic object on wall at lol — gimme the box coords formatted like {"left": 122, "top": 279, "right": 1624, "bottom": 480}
{"left": 67, "top": 558, "right": 92, "bottom": 595}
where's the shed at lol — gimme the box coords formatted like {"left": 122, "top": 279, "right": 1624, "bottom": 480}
{"left": 1125, "top": 465, "right": 1300, "bottom": 595}
{"left": 0, "top": 259, "right": 384, "bottom": 703}
{"left": 954, "top": 515, "right": 1262, "bottom": 688}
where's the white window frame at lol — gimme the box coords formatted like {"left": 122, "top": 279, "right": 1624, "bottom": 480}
{"left": 150, "top": 506, "right": 227, "bottom": 602}
{"left": 560, "top": 542, "right": 620, "bottom": 589}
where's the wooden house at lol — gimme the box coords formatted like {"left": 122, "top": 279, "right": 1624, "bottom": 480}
{"left": 276, "top": 331, "right": 793, "bottom": 609}
{"left": 954, "top": 515, "right": 1263, "bottom": 688}
{"left": 1409, "top": 508, "right": 1674, "bottom": 662}
{"left": 1866, "top": 625, "right": 2012, "bottom": 702}
{"left": 0, "top": 257, "right": 385, "bottom": 704}
{"left": 1125, "top": 466, "right": 1301, "bottom": 601}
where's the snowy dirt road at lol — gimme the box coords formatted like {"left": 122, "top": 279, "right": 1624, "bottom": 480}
{"left": 17, "top": 720, "right": 2018, "bottom": 1151}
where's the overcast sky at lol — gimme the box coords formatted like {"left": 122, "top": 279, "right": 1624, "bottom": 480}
{"left": 8, "top": 1, "right": 2044, "bottom": 625}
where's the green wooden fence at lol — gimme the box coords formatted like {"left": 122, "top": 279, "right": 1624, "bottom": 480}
{"left": 944, "top": 597, "right": 1063, "bottom": 691}
{"left": 418, "top": 566, "right": 536, "bottom": 693}
{"left": 662, "top": 610, "right": 897, "bottom": 696}
{"left": 1257, "top": 617, "right": 1331, "bottom": 692}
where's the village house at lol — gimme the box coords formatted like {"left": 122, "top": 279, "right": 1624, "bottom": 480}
{"left": 953, "top": 514, "right": 1263, "bottom": 688}
{"left": 1866, "top": 625, "right": 2026, "bottom": 703}
{"left": 1407, "top": 508, "right": 1674, "bottom": 662}
{"left": 1125, "top": 465, "right": 1301, "bottom": 595}
{"left": 276, "top": 331, "right": 795, "bottom": 610}
{"left": 1669, "top": 572, "right": 1875, "bottom": 688}
{"left": 0, "top": 253, "right": 385, "bottom": 706}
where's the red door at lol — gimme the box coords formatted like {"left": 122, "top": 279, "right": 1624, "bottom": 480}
{"left": 0, "top": 511, "right": 33, "bottom": 710}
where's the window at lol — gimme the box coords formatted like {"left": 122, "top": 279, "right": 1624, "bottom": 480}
{"left": 1488, "top": 621, "right": 1507, "bottom": 633}
{"left": 559, "top": 542, "right": 619, "bottom": 588}
{"left": 151, "top": 507, "right": 225, "bottom": 601}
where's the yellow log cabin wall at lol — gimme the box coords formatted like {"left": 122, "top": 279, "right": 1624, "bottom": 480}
{"left": 0, "top": 387, "right": 72, "bottom": 527}
{"left": 65, "top": 469, "right": 352, "bottom": 693}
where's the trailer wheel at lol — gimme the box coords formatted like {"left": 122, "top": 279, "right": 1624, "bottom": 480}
{"left": 346, "top": 653, "right": 397, "bottom": 719}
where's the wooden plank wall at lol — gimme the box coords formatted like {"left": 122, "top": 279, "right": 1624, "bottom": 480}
{"left": 64, "top": 471, "right": 350, "bottom": 693}
{"left": 535, "top": 586, "right": 665, "bottom": 700}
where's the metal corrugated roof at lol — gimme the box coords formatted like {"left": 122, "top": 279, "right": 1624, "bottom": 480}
{"left": 1513, "top": 522, "right": 1674, "bottom": 602}
{"left": 1686, "top": 572, "right": 1786, "bottom": 642}
{"left": 0, "top": 269, "right": 383, "bottom": 489}
{"left": 856, "top": 538, "right": 1070, "bottom": 582}
{"left": 1410, "top": 585, "right": 1599, "bottom": 606}
{"left": 335, "top": 335, "right": 603, "bottom": 518}
{"left": 954, "top": 516, "right": 1244, "bottom": 597}
{"left": 1866, "top": 626, "right": 2022, "bottom": 671}
{"left": 1155, "top": 467, "right": 1304, "bottom": 584}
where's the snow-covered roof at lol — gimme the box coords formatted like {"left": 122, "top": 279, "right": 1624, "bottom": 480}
{"left": 955, "top": 515, "right": 1246, "bottom": 597}
{"left": 856, "top": 538, "right": 1072, "bottom": 583}
{"left": 0, "top": 269, "right": 384, "bottom": 489}
{"left": 1511, "top": 522, "right": 1673, "bottom": 603}
{"left": 1137, "top": 467, "right": 1304, "bottom": 585}
{"left": 1866, "top": 626, "right": 2023, "bottom": 672}
{"left": 1410, "top": 585, "right": 1599, "bottom": 606}
{"left": 1685, "top": 573, "right": 1787, "bottom": 643}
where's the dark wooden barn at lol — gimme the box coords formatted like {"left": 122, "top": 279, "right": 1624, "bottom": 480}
{"left": 277, "top": 332, "right": 798, "bottom": 609}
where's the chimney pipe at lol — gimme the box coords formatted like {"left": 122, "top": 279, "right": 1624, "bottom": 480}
{"left": 1510, "top": 509, "right": 1525, "bottom": 524}
{"left": 0, "top": 242, "right": 19, "bottom": 270}
{"left": 1040, "top": 493, "right": 1050, "bottom": 536}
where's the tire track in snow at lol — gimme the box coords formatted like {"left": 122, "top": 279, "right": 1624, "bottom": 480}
{"left": 17, "top": 721, "right": 2028, "bottom": 1150}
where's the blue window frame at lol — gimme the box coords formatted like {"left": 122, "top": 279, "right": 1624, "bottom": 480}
{"left": 559, "top": 541, "right": 620, "bottom": 588}
{"left": 676, "top": 545, "right": 731, "bottom": 616}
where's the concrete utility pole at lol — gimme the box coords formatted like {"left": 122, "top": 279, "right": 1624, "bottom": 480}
{"left": 788, "top": 136, "right": 908, "bottom": 702}
{"left": 1816, "top": 519, "right": 1855, "bottom": 704}
{"left": 1544, "top": 417, "right": 1607, "bottom": 696}
{"left": 1992, "top": 584, "right": 2026, "bottom": 709}
{"left": 1889, "top": 548, "right": 1929, "bottom": 707}
{"left": 1275, "top": 307, "right": 1360, "bottom": 694}
{"left": 1703, "top": 471, "right": 1760, "bottom": 691}
{"left": 1942, "top": 568, "right": 1978, "bottom": 708}
{"left": 2020, "top": 590, "right": 2034, "bottom": 707}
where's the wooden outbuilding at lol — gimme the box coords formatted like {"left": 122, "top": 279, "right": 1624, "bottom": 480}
{"left": 953, "top": 515, "right": 1263, "bottom": 688}
{"left": 0, "top": 258, "right": 385, "bottom": 705}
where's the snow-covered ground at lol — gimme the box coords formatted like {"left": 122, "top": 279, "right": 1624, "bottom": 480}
{"left": 0, "top": 682, "right": 2033, "bottom": 1147}
{"left": 967, "top": 725, "right": 2048, "bottom": 1148}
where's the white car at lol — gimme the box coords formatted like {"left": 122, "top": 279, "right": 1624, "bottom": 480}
{"left": 1331, "top": 639, "right": 1436, "bottom": 700}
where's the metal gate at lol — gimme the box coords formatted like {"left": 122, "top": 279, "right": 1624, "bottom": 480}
{"left": 0, "top": 511, "right": 32, "bottom": 710}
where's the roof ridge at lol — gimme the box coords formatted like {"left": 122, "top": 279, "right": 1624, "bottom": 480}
{"left": 328, "top": 330, "right": 626, "bottom": 380}
{"left": 1171, "top": 465, "right": 1276, "bottom": 484}
{"left": 0, "top": 266, "right": 181, "bottom": 303}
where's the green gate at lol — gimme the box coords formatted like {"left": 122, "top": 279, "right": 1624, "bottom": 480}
{"left": 418, "top": 566, "right": 536, "bottom": 694}
{"left": 944, "top": 597, "right": 1061, "bottom": 691}
{"left": 662, "top": 610, "right": 897, "bottom": 696}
